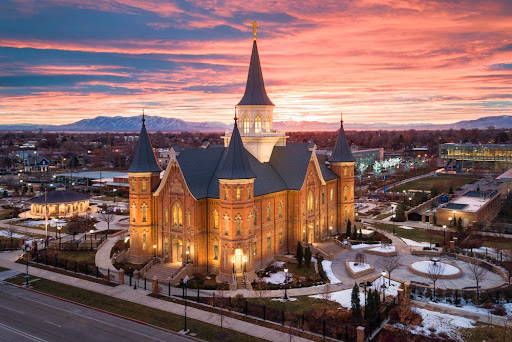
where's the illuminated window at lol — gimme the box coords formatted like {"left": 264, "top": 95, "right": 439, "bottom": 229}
{"left": 330, "top": 188, "right": 334, "bottom": 201}
{"left": 255, "top": 116, "right": 262, "bottom": 133}
{"left": 263, "top": 117, "right": 270, "bottom": 132}
{"left": 236, "top": 187, "right": 241, "bottom": 200}
{"left": 343, "top": 186, "right": 348, "bottom": 201}
{"left": 307, "top": 191, "right": 314, "bottom": 212}
{"left": 165, "top": 208, "right": 169, "bottom": 225}
{"left": 141, "top": 180, "right": 147, "bottom": 192}
{"left": 279, "top": 231, "right": 283, "bottom": 245}
{"left": 266, "top": 204, "right": 272, "bottom": 222}
{"left": 142, "top": 232, "right": 146, "bottom": 250}
{"left": 242, "top": 116, "right": 250, "bottom": 134}
{"left": 186, "top": 210, "right": 191, "bottom": 226}
{"left": 213, "top": 209, "right": 219, "bottom": 228}
{"left": 172, "top": 202, "right": 183, "bottom": 226}
{"left": 131, "top": 202, "right": 136, "bottom": 222}
{"left": 141, "top": 203, "right": 148, "bottom": 222}
{"left": 213, "top": 244, "right": 219, "bottom": 260}
{"left": 223, "top": 214, "right": 230, "bottom": 235}
{"left": 278, "top": 200, "right": 283, "bottom": 218}
{"left": 235, "top": 214, "right": 242, "bottom": 236}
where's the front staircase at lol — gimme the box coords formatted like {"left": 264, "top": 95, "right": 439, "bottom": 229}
{"left": 231, "top": 274, "right": 253, "bottom": 290}
{"left": 144, "top": 263, "right": 182, "bottom": 282}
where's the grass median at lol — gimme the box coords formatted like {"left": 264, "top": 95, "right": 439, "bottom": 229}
{"left": 6, "top": 274, "right": 267, "bottom": 342}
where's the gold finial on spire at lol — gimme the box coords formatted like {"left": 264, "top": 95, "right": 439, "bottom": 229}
{"left": 251, "top": 21, "right": 259, "bottom": 40}
{"left": 340, "top": 111, "right": 343, "bottom": 124}
{"left": 142, "top": 108, "right": 145, "bottom": 123}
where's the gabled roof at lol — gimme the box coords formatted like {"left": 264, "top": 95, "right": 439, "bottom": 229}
{"left": 216, "top": 120, "right": 256, "bottom": 179}
{"left": 329, "top": 119, "right": 355, "bottom": 163}
{"left": 128, "top": 116, "right": 162, "bottom": 173}
{"left": 175, "top": 142, "right": 338, "bottom": 199}
{"left": 237, "top": 40, "right": 274, "bottom": 106}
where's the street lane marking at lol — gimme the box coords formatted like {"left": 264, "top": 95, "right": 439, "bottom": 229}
{"left": 0, "top": 321, "right": 49, "bottom": 342}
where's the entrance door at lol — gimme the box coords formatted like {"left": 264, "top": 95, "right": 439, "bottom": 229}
{"left": 234, "top": 248, "right": 243, "bottom": 274}
{"left": 172, "top": 239, "right": 183, "bottom": 264}
{"left": 307, "top": 224, "right": 314, "bottom": 243}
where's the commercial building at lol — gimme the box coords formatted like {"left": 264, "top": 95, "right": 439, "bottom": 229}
{"left": 440, "top": 143, "right": 512, "bottom": 173}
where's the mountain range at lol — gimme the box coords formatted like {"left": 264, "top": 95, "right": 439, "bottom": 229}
{"left": 0, "top": 115, "right": 510, "bottom": 132}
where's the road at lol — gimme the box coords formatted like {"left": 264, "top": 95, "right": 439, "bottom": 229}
{"left": 0, "top": 282, "right": 194, "bottom": 342}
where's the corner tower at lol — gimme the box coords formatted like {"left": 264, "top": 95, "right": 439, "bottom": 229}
{"left": 223, "top": 22, "right": 287, "bottom": 163}
{"left": 128, "top": 114, "right": 162, "bottom": 263}
{"left": 329, "top": 113, "right": 355, "bottom": 234}
{"left": 217, "top": 117, "right": 257, "bottom": 285}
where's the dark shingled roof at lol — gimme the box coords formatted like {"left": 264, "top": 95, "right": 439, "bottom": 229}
{"left": 28, "top": 190, "right": 90, "bottom": 204}
{"left": 176, "top": 142, "right": 338, "bottom": 199}
{"left": 216, "top": 121, "right": 256, "bottom": 180}
{"left": 237, "top": 40, "right": 274, "bottom": 106}
{"left": 329, "top": 120, "right": 355, "bottom": 163}
{"left": 128, "top": 117, "right": 162, "bottom": 173}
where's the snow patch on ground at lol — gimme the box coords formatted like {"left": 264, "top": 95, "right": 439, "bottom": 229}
{"left": 401, "top": 238, "right": 431, "bottom": 247}
{"left": 399, "top": 225, "right": 415, "bottom": 230}
{"left": 351, "top": 243, "right": 381, "bottom": 249}
{"left": 310, "top": 276, "right": 400, "bottom": 308}
{"left": 0, "top": 230, "right": 27, "bottom": 239}
{"left": 411, "top": 261, "right": 459, "bottom": 276}
{"left": 22, "top": 219, "right": 67, "bottom": 228}
{"left": 262, "top": 271, "right": 287, "bottom": 284}
{"left": 348, "top": 262, "right": 371, "bottom": 272}
{"left": 322, "top": 260, "right": 342, "bottom": 284}
{"left": 369, "top": 245, "right": 396, "bottom": 253}
{"left": 403, "top": 307, "right": 475, "bottom": 341}
{"left": 271, "top": 297, "right": 297, "bottom": 302}
{"left": 272, "top": 261, "right": 286, "bottom": 268}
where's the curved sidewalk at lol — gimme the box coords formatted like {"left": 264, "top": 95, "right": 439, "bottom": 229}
{"left": 95, "top": 231, "right": 127, "bottom": 271}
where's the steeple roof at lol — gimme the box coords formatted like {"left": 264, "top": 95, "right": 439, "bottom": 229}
{"left": 216, "top": 119, "right": 256, "bottom": 179}
{"left": 237, "top": 40, "right": 274, "bottom": 106}
{"left": 128, "top": 115, "right": 162, "bottom": 173}
{"left": 329, "top": 115, "right": 355, "bottom": 163}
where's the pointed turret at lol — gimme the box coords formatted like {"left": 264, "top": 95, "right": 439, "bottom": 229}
{"left": 329, "top": 113, "right": 354, "bottom": 163}
{"left": 128, "top": 115, "right": 162, "bottom": 173}
{"left": 237, "top": 40, "right": 274, "bottom": 106}
{"left": 217, "top": 118, "right": 255, "bottom": 179}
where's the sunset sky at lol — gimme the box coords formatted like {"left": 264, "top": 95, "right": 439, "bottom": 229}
{"left": 1, "top": 0, "right": 512, "bottom": 126}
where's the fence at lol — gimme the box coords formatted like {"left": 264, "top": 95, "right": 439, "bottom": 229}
{"left": 0, "top": 239, "right": 24, "bottom": 251}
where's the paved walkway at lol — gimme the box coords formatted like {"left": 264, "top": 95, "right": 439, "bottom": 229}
{"left": 95, "top": 231, "right": 127, "bottom": 270}
{"left": 0, "top": 251, "right": 312, "bottom": 342}
{"left": 362, "top": 218, "right": 457, "bottom": 232}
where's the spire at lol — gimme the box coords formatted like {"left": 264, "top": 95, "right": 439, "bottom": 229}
{"left": 329, "top": 112, "right": 355, "bottom": 163}
{"left": 237, "top": 31, "right": 274, "bottom": 106}
{"left": 217, "top": 118, "right": 256, "bottom": 179}
{"left": 128, "top": 115, "right": 162, "bottom": 173}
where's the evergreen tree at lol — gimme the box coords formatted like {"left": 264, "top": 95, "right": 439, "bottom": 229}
{"left": 304, "top": 246, "right": 312, "bottom": 268}
{"left": 358, "top": 228, "right": 363, "bottom": 240}
{"left": 351, "top": 283, "right": 362, "bottom": 322}
{"left": 393, "top": 202, "right": 407, "bottom": 222}
{"left": 296, "top": 242, "right": 303, "bottom": 266}
{"left": 454, "top": 289, "right": 461, "bottom": 305}
{"left": 346, "top": 220, "right": 352, "bottom": 238}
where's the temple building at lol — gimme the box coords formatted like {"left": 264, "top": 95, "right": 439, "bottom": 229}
{"left": 127, "top": 32, "right": 356, "bottom": 284}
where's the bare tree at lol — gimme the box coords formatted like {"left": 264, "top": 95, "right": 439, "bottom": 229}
{"left": 379, "top": 255, "right": 401, "bottom": 285}
{"left": 355, "top": 252, "right": 366, "bottom": 265}
{"left": 98, "top": 205, "right": 115, "bottom": 234}
{"left": 467, "top": 262, "right": 487, "bottom": 304}
{"left": 426, "top": 261, "right": 446, "bottom": 301}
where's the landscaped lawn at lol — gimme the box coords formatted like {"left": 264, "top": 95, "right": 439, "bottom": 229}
{"left": 247, "top": 295, "right": 340, "bottom": 314}
{"left": 392, "top": 174, "right": 480, "bottom": 193}
{"left": 0, "top": 209, "right": 15, "bottom": 220}
{"left": 6, "top": 274, "right": 266, "bottom": 342}
{"left": 460, "top": 323, "right": 512, "bottom": 342}
{"left": 53, "top": 251, "right": 96, "bottom": 264}
{"left": 371, "top": 222, "right": 444, "bottom": 245}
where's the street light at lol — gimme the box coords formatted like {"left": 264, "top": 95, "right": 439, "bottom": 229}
{"left": 283, "top": 268, "right": 289, "bottom": 300}
{"left": 381, "top": 271, "right": 387, "bottom": 301}
{"left": 23, "top": 244, "right": 31, "bottom": 286}
{"left": 57, "top": 226, "right": 62, "bottom": 249}
{"left": 442, "top": 225, "right": 447, "bottom": 247}
{"left": 185, "top": 249, "right": 190, "bottom": 264}
{"left": 153, "top": 244, "right": 157, "bottom": 257}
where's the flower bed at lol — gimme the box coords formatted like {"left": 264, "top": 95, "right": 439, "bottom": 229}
{"left": 408, "top": 260, "right": 462, "bottom": 279}
{"left": 345, "top": 260, "right": 375, "bottom": 278}
{"left": 365, "top": 245, "right": 398, "bottom": 256}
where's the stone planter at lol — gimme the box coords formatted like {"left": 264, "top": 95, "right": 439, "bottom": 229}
{"left": 345, "top": 260, "right": 375, "bottom": 278}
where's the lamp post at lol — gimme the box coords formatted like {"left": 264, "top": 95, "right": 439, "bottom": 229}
{"left": 24, "top": 244, "right": 31, "bottom": 286}
{"left": 57, "top": 226, "right": 62, "bottom": 250}
{"left": 231, "top": 256, "right": 236, "bottom": 275}
{"left": 153, "top": 244, "right": 157, "bottom": 258}
{"left": 442, "top": 225, "right": 447, "bottom": 247}
{"left": 185, "top": 249, "right": 190, "bottom": 264}
{"left": 113, "top": 188, "right": 117, "bottom": 203}
{"left": 89, "top": 229, "right": 94, "bottom": 250}
{"left": 283, "top": 268, "right": 289, "bottom": 300}
{"left": 381, "top": 271, "right": 387, "bottom": 302}
{"left": 180, "top": 279, "right": 189, "bottom": 334}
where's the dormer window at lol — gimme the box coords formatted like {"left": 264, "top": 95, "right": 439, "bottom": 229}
{"left": 255, "top": 116, "right": 262, "bottom": 133}
{"left": 242, "top": 116, "right": 250, "bottom": 134}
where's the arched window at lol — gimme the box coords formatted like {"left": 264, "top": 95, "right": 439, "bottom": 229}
{"left": 165, "top": 208, "right": 169, "bottom": 225}
{"left": 141, "top": 180, "right": 147, "bottom": 192}
{"left": 242, "top": 116, "right": 250, "bottom": 134}
{"left": 263, "top": 117, "right": 270, "bottom": 132}
{"left": 172, "top": 202, "right": 183, "bottom": 226}
{"left": 253, "top": 209, "right": 257, "bottom": 226}
{"left": 343, "top": 186, "right": 348, "bottom": 201}
{"left": 213, "top": 241, "right": 219, "bottom": 260}
{"left": 330, "top": 188, "right": 334, "bottom": 201}
{"left": 223, "top": 214, "right": 230, "bottom": 236}
{"left": 254, "top": 116, "right": 262, "bottom": 133}
{"left": 142, "top": 232, "right": 147, "bottom": 250}
{"left": 266, "top": 204, "right": 272, "bottom": 222}
{"left": 141, "top": 203, "right": 148, "bottom": 222}
{"left": 186, "top": 210, "right": 191, "bottom": 227}
{"left": 307, "top": 191, "right": 314, "bottom": 212}
{"left": 213, "top": 209, "right": 219, "bottom": 228}
{"left": 235, "top": 214, "right": 242, "bottom": 236}
{"left": 236, "top": 187, "right": 241, "bottom": 201}
{"left": 278, "top": 200, "right": 283, "bottom": 218}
